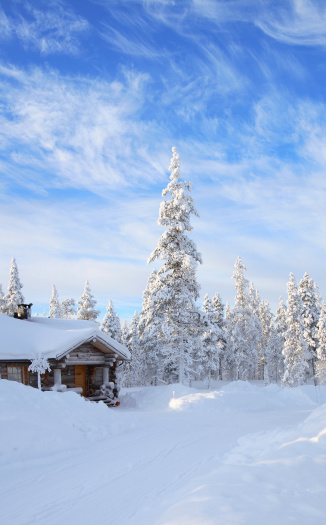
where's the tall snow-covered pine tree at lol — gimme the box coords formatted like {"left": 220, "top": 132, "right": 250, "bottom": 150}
{"left": 5, "top": 257, "right": 24, "bottom": 316}
{"left": 139, "top": 269, "right": 166, "bottom": 384}
{"left": 61, "top": 298, "right": 76, "bottom": 319}
{"left": 225, "top": 257, "right": 262, "bottom": 380}
{"left": 298, "top": 273, "right": 320, "bottom": 382}
{"left": 49, "top": 285, "right": 62, "bottom": 319}
{"left": 201, "top": 293, "right": 221, "bottom": 387}
{"left": 147, "top": 147, "right": 202, "bottom": 384}
{"left": 316, "top": 302, "right": 326, "bottom": 385}
{"left": 77, "top": 281, "right": 100, "bottom": 321}
{"left": 282, "top": 273, "right": 309, "bottom": 387}
{"left": 101, "top": 300, "right": 122, "bottom": 342}
{"left": 0, "top": 284, "right": 7, "bottom": 314}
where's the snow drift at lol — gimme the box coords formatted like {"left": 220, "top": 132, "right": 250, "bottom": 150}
{"left": 0, "top": 380, "right": 136, "bottom": 461}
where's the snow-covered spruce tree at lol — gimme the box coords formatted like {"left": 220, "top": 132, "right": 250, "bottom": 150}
{"left": 316, "top": 302, "right": 326, "bottom": 384}
{"left": 121, "top": 320, "right": 130, "bottom": 348}
{"left": 139, "top": 269, "right": 166, "bottom": 385}
{"left": 118, "top": 317, "right": 143, "bottom": 388}
{"left": 147, "top": 147, "right": 203, "bottom": 384}
{"left": 212, "top": 293, "right": 225, "bottom": 329}
{"left": 249, "top": 282, "right": 261, "bottom": 318}
{"left": 298, "top": 273, "right": 321, "bottom": 383}
{"left": 259, "top": 300, "right": 282, "bottom": 384}
{"left": 5, "top": 257, "right": 24, "bottom": 315}
{"left": 101, "top": 300, "right": 122, "bottom": 342}
{"left": 61, "top": 298, "right": 76, "bottom": 319}
{"left": 201, "top": 294, "right": 221, "bottom": 387}
{"left": 276, "top": 297, "right": 287, "bottom": 345}
{"left": 225, "top": 257, "right": 262, "bottom": 381}
{"left": 275, "top": 296, "right": 287, "bottom": 378}
{"left": 211, "top": 292, "right": 226, "bottom": 379}
{"left": 148, "top": 148, "right": 201, "bottom": 383}
{"left": 28, "top": 356, "right": 51, "bottom": 389}
{"left": 225, "top": 301, "right": 230, "bottom": 319}
{"left": 117, "top": 320, "right": 130, "bottom": 387}
{"left": 0, "top": 284, "right": 7, "bottom": 314}
{"left": 249, "top": 282, "right": 265, "bottom": 379}
{"left": 282, "top": 273, "right": 309, "bottom": 387}
{"left": 49, "top": 285, "right": 62, "bottom": 319}
{"left": 77, "top": 280, "right": 100, "bottom": 320}
{"left": 127, "top": 311, "right": 143, "bottom": 386}
{"left": 222, "top": 301, "right": 231, "bottom": 378}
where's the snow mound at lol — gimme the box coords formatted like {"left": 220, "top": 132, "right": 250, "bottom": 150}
{"left": 169, "top": 381, "right": 322, "bottom": 412}
{"left": 120, "top": 383, "right": 195, "bottom": 410}
{"left": 0, "top": 380, "right": 137, "bottom": 461}
{"left": 225, "top": 402, "right": 326, "bottom": 466}
{"left": 120, "top": 381, "right": 325, "bottom": 413}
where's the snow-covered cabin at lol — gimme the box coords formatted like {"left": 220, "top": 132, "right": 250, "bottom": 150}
{"left": 0, "top": 314, "right": 130, "bottom": 406}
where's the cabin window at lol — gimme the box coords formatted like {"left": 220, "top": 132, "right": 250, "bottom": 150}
{"left": 7, "top": 366, "right": 23, "bottom": 383}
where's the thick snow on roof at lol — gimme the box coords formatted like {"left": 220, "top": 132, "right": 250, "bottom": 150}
{"left": 0, "top": 314, "right": 130, "bottom": 361}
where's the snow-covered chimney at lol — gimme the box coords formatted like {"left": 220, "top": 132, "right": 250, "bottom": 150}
{"left": 14, "top": 303, "right": 33, "bottom": 320}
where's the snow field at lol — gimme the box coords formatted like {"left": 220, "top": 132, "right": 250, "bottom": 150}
{"left": 1, "top": 380, "right": 326, "bottom": 524}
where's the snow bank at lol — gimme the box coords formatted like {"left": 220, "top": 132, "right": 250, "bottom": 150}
{"left": 120, "top": 383, "right": 195, "bottom": 410}
{"left": 225, "top": 401, "right": 326, "bottom": 466}
{"left": 169, "top": 380, "right": 325, "bottom": 413}
{"left": 0, "top": 380, "right": 137, "bottom": 462}
{"left": 120, "top": 381, "right": 326, "bottom": 414}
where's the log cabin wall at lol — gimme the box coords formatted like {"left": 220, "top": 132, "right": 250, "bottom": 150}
{"left": 61, "top": 366, "right": 76, "bottom": 389}
{"left": 41, "top": 366, "right": 76, "bottom": 390}
{"left": 0, "top": 363, "right": 7, "bottom": 379}
{"left": 65, "top": 343, "right": 109, "bottom": 365}
{"left": 91, "top": 366, "right": 103, "bottom": 385}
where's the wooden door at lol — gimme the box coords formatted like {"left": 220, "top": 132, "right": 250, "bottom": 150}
{"left": 74, "top": 365, "right": 86, "bottom": 396}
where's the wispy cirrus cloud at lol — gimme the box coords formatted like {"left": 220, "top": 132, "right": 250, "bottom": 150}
{"left": 256, "top": 0, "right": 326, "bottom": 46}
{"left": 100, "top": 24, "right": 163, "bottom": 58}
{"left": 0, "top": 1, "right": 89, "bottom": 55}
{"left": 0, "top": 62, "right": 170, "bottom": 194}
{"left": 190, "top": 0, "right": 326, "bottom": 47}
{"left": 0, "top": 8, "right": 11, "bottom": 39}
{"left": 110, "top": 0, "right": 326, "bottom": 48}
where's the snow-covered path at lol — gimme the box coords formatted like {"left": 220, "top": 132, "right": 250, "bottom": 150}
{"left": 1, "top": 381, "right": 326, "bottom": 524}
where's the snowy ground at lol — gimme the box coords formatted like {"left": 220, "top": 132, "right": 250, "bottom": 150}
{"left": 1, "top": 380, "right": 326, "bottom": 525}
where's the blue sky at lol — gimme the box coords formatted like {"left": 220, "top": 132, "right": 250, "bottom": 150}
{"left": 1, "top": 0, "right": 326, "bottom": 320}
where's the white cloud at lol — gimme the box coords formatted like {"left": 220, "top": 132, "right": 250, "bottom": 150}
{"left": 0, "top": 1, "right": 89, "bottom": 55}
{"left": 0, "top": 8, "right": 11, "bottom": 38}
{"left": 256, "top": 0, "right": 326, "bottom": 46}
{"left": 132, "top": 0, "right": 326, "bottom": 47}
{"left": 100, "top": 24, "right": 163, "bottom": 58}
{"left": 0, "top": 63, "right": 170, "bottom": 193}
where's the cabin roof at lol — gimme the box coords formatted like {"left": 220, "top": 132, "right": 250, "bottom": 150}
{"left": 0, "top": 314, "right": 131, "bottom": 361}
